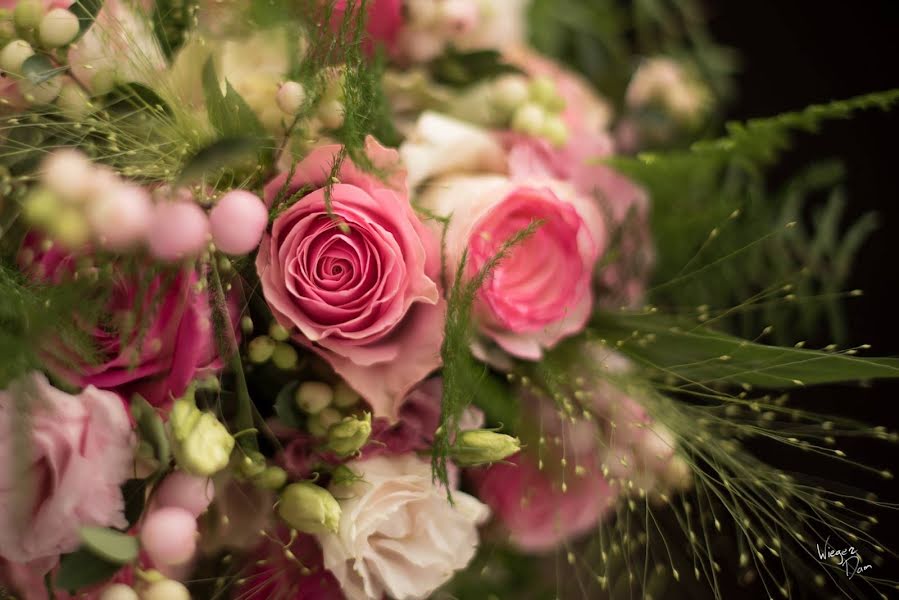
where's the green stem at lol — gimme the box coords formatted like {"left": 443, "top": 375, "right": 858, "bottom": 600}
{"left": 209, "top": 262, "right": 258, "bottom": 452}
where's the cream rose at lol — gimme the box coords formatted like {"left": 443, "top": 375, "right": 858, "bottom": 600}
{"left": 319, "top": 454, "right": 489, "bottom": 600}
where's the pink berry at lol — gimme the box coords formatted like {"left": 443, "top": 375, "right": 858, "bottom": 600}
{"left": 88, "top": 184, "right": 152, "bottom": 251}
{"left": 140, "top": 506, "right": 198, "bottom": 566}
{"left": 154, "top": 471, "right": 215, "bottom": 518}
{"left": 209, "top": 190, "right": 268, "bottom": 255}
{"left": 147, "top": 201, "right": 210, "bottom": 261}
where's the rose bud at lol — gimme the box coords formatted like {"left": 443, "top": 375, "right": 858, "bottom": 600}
{"left": 326, "top": 412, "right": 372, "bottom": 457}
{"left": 450, "top": 430, "right": 521, "bottom": 466}
{"left": 169, "top": 395, "right": 235, "bottom": 477}
{"left": 278, "top": 482, "right": 341, "bottom": 535}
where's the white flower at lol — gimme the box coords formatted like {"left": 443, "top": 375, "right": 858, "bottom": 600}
{"left": 399, "top": 111, "right": 506, "bottom": 190}
{"left": 319, "top": 454, "right": 489, "bottom": 600}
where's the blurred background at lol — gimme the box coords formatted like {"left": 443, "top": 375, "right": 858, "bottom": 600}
{"left": 713, "top": 1, "right": 899, "bottom": 597}
{"left": 527, "top": 0, "right": 899, "bottom": 597}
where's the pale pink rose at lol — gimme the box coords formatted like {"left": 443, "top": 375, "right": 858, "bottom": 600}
{"left": 418, "top": 173, "right": 605, "bottom": 360}
{"left": 236, "top": 527, "right": 344, "bottom": 600}
{"left": 468, "top": 452, "right": 615, "bottom": 553}
{"left": 319, "top": 454, "right": 489, "bottom": 600}
{"left": 19, "top": 233, "right": 231, "bottom": 411}
{"left": 0, "top": 373, "right": 135, "bottom": 578}
{"left": 257, "top": 139, "right": 445, "bottom": 420}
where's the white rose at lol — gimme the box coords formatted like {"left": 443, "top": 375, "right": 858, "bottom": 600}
{"left": 319, "top": 454, "right": 489, "bottom": 600}
{"left": 399, "top": 111, "right": 506, "bottom": 190}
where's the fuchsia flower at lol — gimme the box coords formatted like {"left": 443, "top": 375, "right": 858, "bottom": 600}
{"left": 236, "top": 527, "right": 345, "bottom": 600}
{"left": 0, "top": 373, "right": 134, "bottom": 580}
{"left": 257, "top": 138, "right": 444, "bottom": 420}
{"left": 19, "top": 233, "right": 231, "bottom": 411}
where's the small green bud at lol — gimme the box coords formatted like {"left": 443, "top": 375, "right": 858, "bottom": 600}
{"left": 332, "top": 381, "right": 360, "bottom": 408}
{"left": 271, "top": 342, "right": 298, "bottom": 370}
{"left": 450, "top": 430, "right": 521, "bottom": 466}
{"left": 528, "top": 76, "right": 556, "bottom": 105}
{"left": 169, "top": 396, "right": 235, "bottom": 477}
{"left": 269, "top": 323, "right": 290, "bottom": 341}
{"left": 278, "top": 482, "right": 341, "bottom": 534}
{"left": 253, "top": 465, "right": 288, "bottom": 490}
{"left": 14, "top": 0, "right": 43, "bottom": 32}
{"left": 308, "top": 407, "right": 342, "bottom": 437}
{"left": 295, "top": 381, "right": 333, "bottom": 414}
{"left": 542, "top": 114, "right": 569, "bottom": 147}
{"left": 511, "top": 102, "right": 546, "bottom": 136}
{"left": 237, "top": 449, "right": 267, "bottom": 479}
{"left": 22, "top": 187, "right": 59, "bottom": 226}
{"left": 247, "top": 335, "right": 276, "bottom": 363}
{"left": 326, "top": 412, "right": 372, "bottom": 456}
{"left": 240, "top": 315, "right": 254, "bottom": 335}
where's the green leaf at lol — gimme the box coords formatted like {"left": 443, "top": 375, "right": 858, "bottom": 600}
{"left": 430, "top": 47, "right": 522, "bottom": 88}
{"left": 68, "top": 0, "right": 105, "bottom": 42}
{"left": 131, "top": 394, "right": 170, "bottom": 468}
{"left": 591, "top": 312, "right": 899, "bottom": 388}
{"left": 121, "top": 478, "right": 147, "bottom": 529}
{"left": 107, "top": 83, "right": 171, "bottom": 115}
{"left": 273, "top": 381, "right": 303, "bottom": 429}
{"left": 79, "top": 527, "right": 139, "bottom": 564}
{"left": 20, "top": 54, "right": 66, "bottom": 85}
{"left": 55, "top": 548, "right": 121, "bottom": 592}
{"left": 202, "top": 57, "right": 267, "bottom": 140}
{"left": 178, "top": 136, "right": 261, "bottom": 183}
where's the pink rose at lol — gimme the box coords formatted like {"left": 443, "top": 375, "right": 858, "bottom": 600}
{"left": 468, "top": 452, "right": 615, "bottom": 553}
{"left": 418, "top": 173, "right": 605, "bottom": 360}
{"left": 19, "top": 234, "right": 229, "bottom": 411}
{"left": 0, "top": 373, "right": 135, "bottom": 578}
{"left": 501, "top": 133, "right": 654, "bottom": 309}
{"left": 257, "top": 139, "right": 444, "bottom": 419}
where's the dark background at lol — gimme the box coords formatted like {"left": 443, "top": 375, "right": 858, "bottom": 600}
{"left": 708, "top": 1, "right": 899, "bottom": 598}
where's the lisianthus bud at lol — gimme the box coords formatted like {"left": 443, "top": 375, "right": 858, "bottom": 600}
{"left": 38, "top": 8, "right": 79, "bottom": 48}
{"left": 450, "top": 430, "right": 521, "bottom": 466}
{"left": 295, "top": 381, "right": 333, "bottom": 414}
{"left": 169, "top": 396, "right": 235, "bottom": 477}
{"left": 278, "top": 482, "right": 341, "bottom": 534}
{"left": 326, "top": 412, "right": 372, "bottom": 456}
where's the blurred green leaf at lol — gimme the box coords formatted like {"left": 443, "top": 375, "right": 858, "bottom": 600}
{"left": 55, "top": 548, "right": 121, "bottom": 592}
{"left": 79, "top": 527, "right": 139, "bottom": 564}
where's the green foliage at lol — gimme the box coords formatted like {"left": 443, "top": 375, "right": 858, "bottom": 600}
{"left": 131, "top": 394, "right": 171, "bottom": 470}
{"left": 0, "top": 265, "right": 101, "bottom": 388}
{"left": 69, "top": 0, "right": 105, "bottom": 42}
{"left": 591, "top": 311, "right": 899, "bottom": 388}
{"left": 152, "top": 0, "right": 198, "bottom": 59}
{"left": 605, "top": 90, "right": 899, "bottom": 342}
{"left": 528, "top": 0, "right": 736, "bottom": 106}
{"left": 55, "top": 548, "right": 122, "bottom": 592}
{"left": 432, "top": 222, "right": 541, "bottom": 491}
{"left": 178, "top": 136, "right": 262, "bottom": 184}
{"left": 79, "top": 526, "right": 140, "bottom": 563}
{"left": 202, "top": 58, "right": 267, "bottom": 141}
{"left": 430, "top": 48, "right": 522, "bottom": 88}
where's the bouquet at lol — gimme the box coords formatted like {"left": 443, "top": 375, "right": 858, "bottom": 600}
{"left": 1, "top": 1, "right": 897, "bottom": 599}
